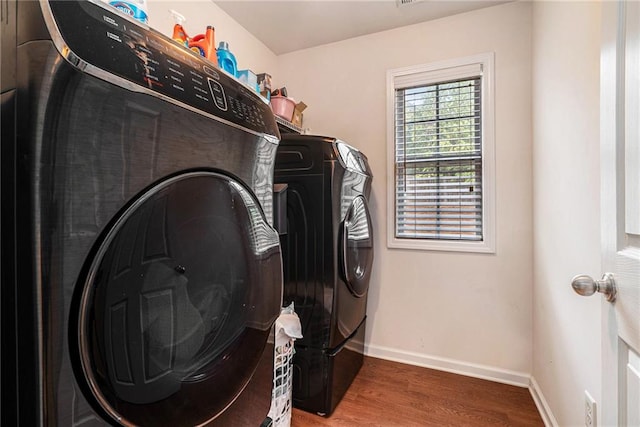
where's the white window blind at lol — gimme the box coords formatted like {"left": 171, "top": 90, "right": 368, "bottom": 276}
{"left": 387, "top": 54, "right": 495, "bottom": 253}
{"left": 394, "top": 78, "right": 482, "bottom": 241}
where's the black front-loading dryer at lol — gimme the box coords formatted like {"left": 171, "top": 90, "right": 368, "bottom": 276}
{"left": 1, "top": 1, "right": 282, "bottom": 425}
{"left": 274, "top": 134, "right": 374, "bottom": 416}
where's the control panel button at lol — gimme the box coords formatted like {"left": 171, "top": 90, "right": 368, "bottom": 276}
{"left": 208, "top": 79, "right": 227, "bottom": 111}
{"left": 203, "top": 66, "right": 220, "bottom": 80}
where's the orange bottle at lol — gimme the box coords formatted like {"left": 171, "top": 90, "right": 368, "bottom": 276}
{"left": 172, "top": 24, "right": 188, "bottom": 46}
{"left": 188, "top": 26, "right": 217, "bottom": 65}
{"left": 169, "top": 10, "right": 189, "bottom": 46}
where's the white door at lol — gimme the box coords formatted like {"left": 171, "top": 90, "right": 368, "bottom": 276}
{"left": 597, "top": 1, "right": 640, "bottom": 426}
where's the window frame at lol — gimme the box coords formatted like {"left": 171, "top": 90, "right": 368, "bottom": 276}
{"left": 386, "top": 53, "right": 496, "bottom": 253}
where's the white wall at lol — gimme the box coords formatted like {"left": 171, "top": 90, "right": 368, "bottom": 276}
{"left": 146, "top": 0, "right": 278, "bottom": 77}
{"left": 531, "top": 1, "right": 602, "bottom": 426}
{"left": 278, "top": 1, "right": 534, "bottom": 382}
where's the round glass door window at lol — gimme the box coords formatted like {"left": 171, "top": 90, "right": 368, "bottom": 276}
{"left": 75, "top": 171, "right": 282, "bottom": 426}
{"left": 340, "top": 196, "right": 374, "bottom": 297}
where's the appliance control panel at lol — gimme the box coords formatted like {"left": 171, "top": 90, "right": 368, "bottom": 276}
{"left": 47, "top": 0, "right": 278, "bottom": 137}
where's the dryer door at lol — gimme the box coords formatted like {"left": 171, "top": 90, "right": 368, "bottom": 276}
{"left": 340, "top": 196, "right": 374, "bottom": 297}
{"left": 75, "top": 171, "right": 282, "bottom": 426}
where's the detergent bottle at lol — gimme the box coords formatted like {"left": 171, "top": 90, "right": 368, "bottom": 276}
{"left": 109, "top": 0, "right": 148, "bottom": 24}
{"left": 216, "top": 41, "right": 237, "bottom": 77}
{"left": 169, "top": 10, "right": 189, "bottom": 47}
{"left": 189, "top": 26, "right": 217, "bottom": 64}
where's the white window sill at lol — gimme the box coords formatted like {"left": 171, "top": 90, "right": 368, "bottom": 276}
{"left": 387, "top": 236, "right": 496, "bottom": 254}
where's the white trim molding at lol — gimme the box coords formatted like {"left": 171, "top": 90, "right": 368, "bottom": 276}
{"left": 529, "top": 377, "right": 559, "bottom": 427}
{"left": 365, "top": 343, "right": 559, "bottom": 425}
{"left": 365, "top": 342, "right": 529, "bottom": 387}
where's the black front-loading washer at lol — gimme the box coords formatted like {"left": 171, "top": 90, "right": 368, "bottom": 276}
{"left": 274, "top": 134, "right": 374, "bottom": 416}
{"left": 1, "top": 1, "right": 282, "bottom": 425}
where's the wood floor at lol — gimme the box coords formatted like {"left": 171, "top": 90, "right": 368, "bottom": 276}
{"left": 290, "top": 357, "right": 544, "bottom": 426}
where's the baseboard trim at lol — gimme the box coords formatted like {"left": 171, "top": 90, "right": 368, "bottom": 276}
{"left": 364, "top": 343, "right": 531, "bottom": 388}
{"left": 364, "top": 344, "right": 558, "bottom": 424}
{"left": 529, "top": 376, "right": 558, "bottom": 427}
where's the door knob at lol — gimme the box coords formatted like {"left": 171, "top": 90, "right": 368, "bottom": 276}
{"left": 571, "top": 273, "right": 617, "bottom": 302}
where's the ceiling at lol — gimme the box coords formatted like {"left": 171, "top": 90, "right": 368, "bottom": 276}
{"left": 214, "top": 0, "right": 509, "bottom": 55}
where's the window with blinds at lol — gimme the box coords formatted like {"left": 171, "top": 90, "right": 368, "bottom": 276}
{"left": 395, "top": 78, "right": 482, "bottom": 241}
{"left": 387, "top": 54, "right": 495, "bottom": 253}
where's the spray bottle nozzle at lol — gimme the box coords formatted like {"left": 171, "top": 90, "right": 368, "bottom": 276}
{"left": 169, "top": 9, "right": 186, "bottom": 25}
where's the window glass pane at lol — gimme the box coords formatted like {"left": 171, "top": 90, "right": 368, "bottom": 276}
{"left": 394, "top": 77, "right": 482, "bottom": 242}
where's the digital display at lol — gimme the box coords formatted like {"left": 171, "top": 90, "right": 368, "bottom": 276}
{"left": 48, "top": 0, "right": 279, "bottom": 137}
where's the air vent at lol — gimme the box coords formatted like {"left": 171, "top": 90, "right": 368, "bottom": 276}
{"left": 396, "top": 0, "right": 425, "bottom": 6}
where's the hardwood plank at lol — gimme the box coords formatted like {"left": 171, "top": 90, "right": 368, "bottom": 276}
{"left": 291, "top": 356, "right": 543, "bottom": 426}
